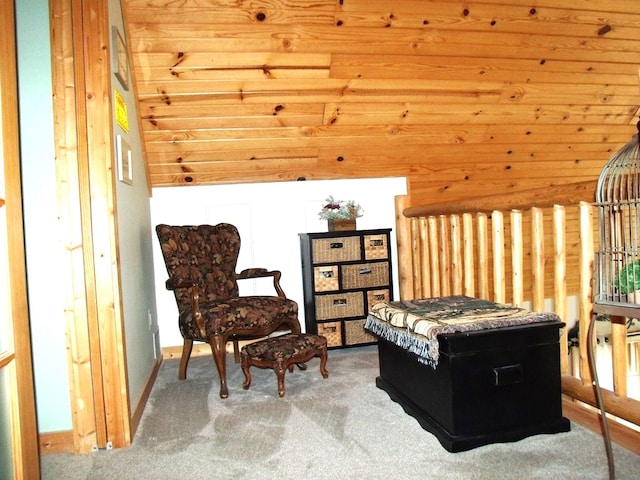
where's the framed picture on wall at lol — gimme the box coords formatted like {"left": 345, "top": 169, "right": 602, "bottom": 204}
{"left": 112, "top": 26, "right": 129, "bottom": 91}
{"left": 116, "top": 134, "right": 133, "bottom": 185}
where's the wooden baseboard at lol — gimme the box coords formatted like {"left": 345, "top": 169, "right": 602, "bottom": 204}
{"left": 562, "top": 397, "right": 640, "bottom": 454}
{"left": 39, "top": 356, "right": 164, "bottom": 455}
{"left": 130, "top": 356, "right": 163, "bottom": 439}
{"left": 161, "top": 338, "right": 267, "bottom": 360}
{"left": 162, "top": 343, "right": 210, "bottom": 360}
{"left": 39, "top": 430, "right": 74, "bottom": 455}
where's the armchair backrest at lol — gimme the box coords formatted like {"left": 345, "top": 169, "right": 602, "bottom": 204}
{"left": 155, "top": 223, "right": 242, "bottom": 309}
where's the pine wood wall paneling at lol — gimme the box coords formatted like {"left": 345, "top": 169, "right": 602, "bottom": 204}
{"left": 122, "top": 0, "right": 640, "bottom": 198}
{"left": 138, "top": 51, "right": 333, "bottom": 69}
{"left": 136, "top": 52, "right": 332, "bottom": 82}
{"left": 145, "top": 159, "right": 606, "bottom": 189}
{"left": 145, "top": 148, "right": 609, "bottom": 172}
{"left": 507, "top": 0, "right": 640, "bottom": 15}
{"left": 79, "top": 0, "right": 133, "bottom": 449}
{"left": 74, "top": 0, "right": 110, "bottom": 451}
{"left": 335, "top": 0, "right": 640, "bottom": 38}
{"left": 142, "top": 128, "right": 632, "bottom": 152}
{"left": 143, "top": 168, "right": 595, "bottom": 189}
{"left": 127, "top": 25, "right": 640, "bottom": 62}
{"left": 147, "top": 147, "right": 320, "bottom": 163}
{"left": 139, "top": 103, "right": 637, "bottom": 137}
{"left": 51, "top": 0, "right": 132, "bottom": 452}
{"left": 50, "top": 0, "right": 100, "bottom": 454}
{"left": 150, "top": 158, "right": 321, "bottom": 186}
{"left": 125, "top": 0, "right": 338, "bottom": 25}
{"left": 140, "top": 102, "right": 325, "bottom": 126}
{"left": 83, "top": 0, "right": 131, "bottom": 448}
{"left": 321, "top": 103, "right": 638, "bottom": 125}
{"left": 133, "top": 76, "right": 640, "bottom": 103}
{"left": 330, "top": 55, "right": 640, "bottom": 85}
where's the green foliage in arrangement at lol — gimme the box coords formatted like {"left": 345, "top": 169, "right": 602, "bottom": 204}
{"left": 614, "top": 259, "right": 640, "bottom": 294}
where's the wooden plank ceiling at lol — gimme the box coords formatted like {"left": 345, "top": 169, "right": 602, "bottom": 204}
{"left": 123, "top": 0, "right": 640, "bottom": 205}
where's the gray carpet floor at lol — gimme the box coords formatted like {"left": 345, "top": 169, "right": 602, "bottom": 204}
{"left": 41, "top": 345, "right": 640, "bottom": 479}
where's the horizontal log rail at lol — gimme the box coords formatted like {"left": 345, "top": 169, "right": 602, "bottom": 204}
{"left": 563, "top": 376, "right": 640, "bottom": 427}
{"left": 394, "top": 186, "right": 640, "bottom": 432}
{"left": 403, "top": 180, "right": 597, "bottom": 217}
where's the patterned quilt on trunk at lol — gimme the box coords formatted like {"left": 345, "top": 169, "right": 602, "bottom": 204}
{"left": 365, "top": 295, "right": 561, "bottom": 367}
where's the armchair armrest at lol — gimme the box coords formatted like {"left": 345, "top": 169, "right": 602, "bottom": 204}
{"left": 236, "top": 268, "right": 286, "bottom": 298}
{"left": 165, "top": 278, "right": 197, "bottom": 290}
{"left": 164, "top": 278, "right": 207, "bottom": 339}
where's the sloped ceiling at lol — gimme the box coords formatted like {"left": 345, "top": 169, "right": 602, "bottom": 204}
{"left": 123, "top": 0, "right": 640, "bottom": 205}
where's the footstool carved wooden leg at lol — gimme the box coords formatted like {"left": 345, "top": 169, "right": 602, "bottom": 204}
{"left": 275, "top": 359, "right": 287, "bottom": 397}
{"left": 241, "top": 355, "right": 252, "bottom": 390}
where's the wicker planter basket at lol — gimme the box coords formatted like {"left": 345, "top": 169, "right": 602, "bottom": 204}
{"left": 328, "top": 218, "right": 356, "bottom": 231}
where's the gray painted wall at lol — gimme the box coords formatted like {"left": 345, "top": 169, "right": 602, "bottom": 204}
{"left": 108, "top": 0, "right": 160, "bottom": 409}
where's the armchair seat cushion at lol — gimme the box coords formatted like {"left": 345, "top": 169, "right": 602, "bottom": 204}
{"left": 179, "top": 296, "right": 298, "bottom": 339}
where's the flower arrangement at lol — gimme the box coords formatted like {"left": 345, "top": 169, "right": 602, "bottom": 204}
{"left": 318, "top": 196, "right": 364, "bottom": 221}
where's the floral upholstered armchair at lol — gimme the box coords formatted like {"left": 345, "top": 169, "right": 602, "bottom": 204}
{"left": 155, "top": 223, "right": 300, "bottom": 398}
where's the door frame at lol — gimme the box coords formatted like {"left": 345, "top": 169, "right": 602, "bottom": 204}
{"left": 1, "top": 1, "right": 41, "bottom": 478}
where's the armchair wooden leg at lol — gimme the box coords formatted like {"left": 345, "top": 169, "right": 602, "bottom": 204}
{"left": 319, "top": 345, "right": 329, "bottom": 378}
{"left": 210, "top": 334, "right": 229, "bottom": 398}
{"left": 233, "top": 338, "right": 240, "bottom": 363}
{"left": 178, "top": 339, "right": 194, "bottom": 380}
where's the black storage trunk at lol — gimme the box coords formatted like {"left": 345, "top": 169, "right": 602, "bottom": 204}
{"left": 376, "top": 321, "right": 570, "bottom": 452}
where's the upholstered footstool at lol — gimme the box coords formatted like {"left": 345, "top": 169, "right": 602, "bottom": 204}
{"left": 241, "top": 333, "right": 329, "bottom": 397}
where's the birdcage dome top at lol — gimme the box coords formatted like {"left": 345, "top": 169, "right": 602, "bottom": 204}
{"left": 596, "top": 125, "right": 640, "bottom": 205}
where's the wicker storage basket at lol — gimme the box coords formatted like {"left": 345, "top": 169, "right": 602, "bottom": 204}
{"left": 313, "top": 265, "right": 339, "bottom": 291}
{"left": 311, "top": 236, "right": 361, "bottom": 264}
{"left": 315, "top": 292, "right": 364, "bottom": 320}
{"left": 341, "top": 262, "right": 389, "bottom": 290}
{"left": 367, "top": 289, "right": 390, "bottom": 310}
{"left": 344, "top": 319, "right": 377, "bottom": 345}
{"left": 317, "top": 321, "right": 342, "bottom": 347}
{"left": 364, "top": 234, "right": 388, "bottom": 260}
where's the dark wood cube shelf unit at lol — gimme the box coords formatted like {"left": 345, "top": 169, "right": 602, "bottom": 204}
{"left": 299, "top": 229, "right": 393, "bottom": 348}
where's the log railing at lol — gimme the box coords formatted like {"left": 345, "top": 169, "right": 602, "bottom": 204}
{"left": 394, "top": 183, "right": 640, "bottom": 431}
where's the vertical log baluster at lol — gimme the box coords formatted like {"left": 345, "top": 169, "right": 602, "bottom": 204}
{"left": 511, "top": 210, "right": 524, "bottom": 307}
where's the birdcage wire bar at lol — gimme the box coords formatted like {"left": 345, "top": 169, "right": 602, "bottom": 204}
{"left": 594, "top": 125, "right": 640, "bottom": 313}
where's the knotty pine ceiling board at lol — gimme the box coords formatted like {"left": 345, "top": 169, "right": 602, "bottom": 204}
{"left": 122, "top": 0, "right": 640, "bottom": 203}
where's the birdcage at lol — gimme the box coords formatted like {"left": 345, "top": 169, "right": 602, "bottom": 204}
{"left": 594, "top": 123, "right": 640, "bottom": 316}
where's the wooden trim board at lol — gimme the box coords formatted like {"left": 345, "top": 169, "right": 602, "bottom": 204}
{"left": 39, "top": 357, "right": 163, "bottom": 455}
{"left": 562, "top": 398, "right": 640, "bottom": 455}
{"left": 130, "top": 357, "right": 163, "bottom": 439}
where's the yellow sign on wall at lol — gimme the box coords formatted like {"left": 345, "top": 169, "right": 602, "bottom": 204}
{"left": 114, "top": 89, "right": 129, "bottom": 132}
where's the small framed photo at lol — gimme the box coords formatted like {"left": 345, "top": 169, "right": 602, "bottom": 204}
{"left": 112, "top": 26, "right": 129, "bottom": 91}
{"left": 116, "top": 135, "right": 133, "bottom": 185}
